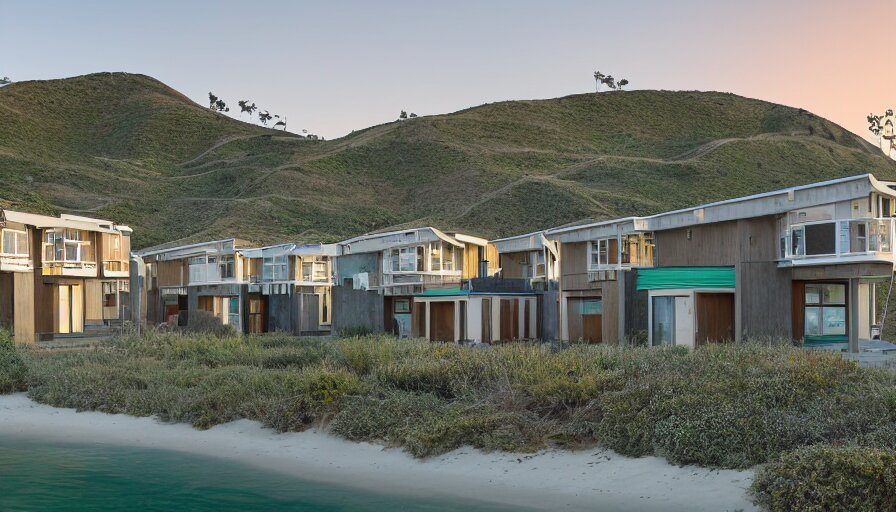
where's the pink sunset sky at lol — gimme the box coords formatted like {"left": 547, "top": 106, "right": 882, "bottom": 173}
{"left": 2, "top": 0, "right": 892, "bottom": 141}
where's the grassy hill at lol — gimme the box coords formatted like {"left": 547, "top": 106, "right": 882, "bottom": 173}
{"left": 1, "top": 72, "right": 894, "bottom": 248}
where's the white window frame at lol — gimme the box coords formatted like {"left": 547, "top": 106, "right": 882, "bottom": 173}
{"left": 43, "top": 229, "right": 92, "bottom": 263}
{"left": 1, "top": 229, "right": 28, "bottom": 256}
{"left": 588, "top": 237, "right": 617, "bottom": 270}
{"left": 302, "top": 256, "right": 329, "bottom": 283}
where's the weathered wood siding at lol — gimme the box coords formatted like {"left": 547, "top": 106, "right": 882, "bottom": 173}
{"left": 84, "top": 279, "right": 103, "bottom": 323}
{"left": 157, "top": 260, "right": 187, "bottom": 287}
{"left": 655, "top": 216, "right": 792, "bottom": 340}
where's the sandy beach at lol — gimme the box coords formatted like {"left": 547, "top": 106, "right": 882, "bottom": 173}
{"left": 0, "top": 393, "right": 756, "bottom": 511}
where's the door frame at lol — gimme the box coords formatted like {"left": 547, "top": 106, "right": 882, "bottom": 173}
{"left": 647, "top": 288, "right": 735, "bottom": 347}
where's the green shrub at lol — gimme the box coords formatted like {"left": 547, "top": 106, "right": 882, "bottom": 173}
{"left": 261, "top": 365, "right": 364, "bottom": 432}
{"left": 751, "top": 445, "right": 896, "bottom": 512}
{"left": 0, "top": 329, "right": 27, "bottom": 393}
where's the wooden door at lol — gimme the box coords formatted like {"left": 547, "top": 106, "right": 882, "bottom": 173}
{"left": 57, "top": 284, "right": 83, "bottom": 334}
{"left": 582, "top": 312, "right": 602, "bottom": 343}
{"left": 696, "top": 293, "right": 735, "bottom": 345}
{"left": 58, "top": 285, "right": 71, "bottom": 334}
{"left": 581, "top": 297, "right": 602, "bottom": 343}
{"left": 499, "top": 299, "right": 519, "bottom": 341}
{"left": 248, "top": 295, "right": 266, "bottom": 334}
{"left": 430, "top": 301, "right": 455, "bottom": 341}
{"left": 71, "top": 284, "right": 83, "bottom": 333}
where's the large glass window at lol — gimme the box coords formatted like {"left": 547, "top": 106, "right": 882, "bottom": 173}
{"left": 805, "top": 283, "right": 846, "bottom": 338}
{"left": 804, "top": 223, "right": 836, "bottom": 255}
{"left": 264, "top": 255, "right": 288, "bottom": 281}
{"left": 219, "top": 255, "right": 235, "bottom": 279}
{"left": 43, "top": 229, "right": 93, "bottom": 262}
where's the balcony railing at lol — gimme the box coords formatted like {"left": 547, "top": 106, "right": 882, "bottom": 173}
{"left": 43, "top": 260, "right": 98, "bottom": 276}
{"left": 782, "top": 218, "right": 896, "bottom": 263}
{"left": 103, "top": 260, "right": 130, "bottom": 275}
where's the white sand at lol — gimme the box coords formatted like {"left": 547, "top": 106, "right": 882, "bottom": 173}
{"left": 0, "top": 393, "right": 756, "bottom": 511}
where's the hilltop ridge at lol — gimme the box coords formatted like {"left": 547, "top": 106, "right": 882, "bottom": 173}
{"left": 1, "top": 72, "right": 893, "bottom": 248}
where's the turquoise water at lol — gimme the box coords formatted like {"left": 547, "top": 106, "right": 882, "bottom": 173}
{"left": 0, "top": 436, "right": 521, "bottom": 511}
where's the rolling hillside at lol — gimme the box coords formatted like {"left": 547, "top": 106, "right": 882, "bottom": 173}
{"left": 1, "top": 72, "right": 894, "bottom": 249}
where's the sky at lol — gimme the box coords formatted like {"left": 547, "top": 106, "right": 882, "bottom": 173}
{"left": 1, "top": 0, "right": 892, "bottom": 141}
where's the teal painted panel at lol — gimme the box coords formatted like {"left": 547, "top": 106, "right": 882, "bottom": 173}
{"left": 636, "top": 266, "right": 735, "bottom": 291}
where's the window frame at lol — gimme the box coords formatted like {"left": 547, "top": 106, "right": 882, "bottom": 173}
{"left": 1, "top": 228, "right": 28, "bottom": 256}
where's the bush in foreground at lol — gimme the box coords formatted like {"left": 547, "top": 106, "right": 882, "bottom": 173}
{"left": 751, "top": 444, "right": 896, "bottom": 511}
{"left": 12, "top": 332, "right": 896, "bottom": 474}
{"left": 0, "top": 329, "right": 27, "bottom": 393}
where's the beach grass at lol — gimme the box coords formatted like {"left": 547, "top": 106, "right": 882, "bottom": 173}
{"left": 4, "top": 330, "right": 896, "bottom": 510}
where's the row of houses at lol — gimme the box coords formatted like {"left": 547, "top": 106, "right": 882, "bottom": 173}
{"left": 3, "top": 174, "right": 894, "bottom": 353}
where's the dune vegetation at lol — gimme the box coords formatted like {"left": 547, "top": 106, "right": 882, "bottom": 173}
{"left": 2, "top": 330, "right": 896, "bottom": 510}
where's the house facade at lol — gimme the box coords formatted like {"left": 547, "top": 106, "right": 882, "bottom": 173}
{"left": 137, "top": 239, "right": 258, "bottom": 333}
{"left": 332, "top": 227, "right": 501, "bottom": 340}
{"left": 240, "top": 243, "right": 340, "bottom": 335}
{"left": 547, "top": 174, "right": 896, "bottom": 352}
{"left": 0, "top": 210, "right": 132, "bottom": 343}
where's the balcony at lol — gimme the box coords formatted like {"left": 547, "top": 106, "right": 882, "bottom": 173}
{"left": 780, "top": 218, "right": 896, "bottom": 266}
{"left": 103, "top": 260, "right": 130, "bottom": 277}
{"left": 43, "top": 260, "right": 98, "bottom": 277}
{"left": 0, "top": 254, "right": 33, "bottom": 272}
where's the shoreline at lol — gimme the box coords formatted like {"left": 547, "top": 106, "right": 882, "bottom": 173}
{"left": 0, "top": 393, "right": 756, "bottom": 511}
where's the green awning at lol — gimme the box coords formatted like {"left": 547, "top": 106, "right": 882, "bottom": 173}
{"left": 636, "top": 267, "right": 735, "bottom": 291}
{"left": 415, "top": 287, "right": 469, "bottom": 297}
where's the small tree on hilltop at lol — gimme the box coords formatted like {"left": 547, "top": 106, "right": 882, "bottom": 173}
{"left": 208, "top": 92, "right": 218, "bottom": 109}
{"left": 593, "top": 71, "right": 605, "bottom": 91}
{"left": 238, "top": 100, "right": 257, "bottom": 119}
{"left": 214, "top": 99, "right": 229, "bottom": 112}
{"left": 258, "top": 110, "right": 272, "bottom": 125}
{"left": 399, "top": 110, "right": 408, "bottom": 120}
{"left": 0, "top": 76, "right": 11, "bottom": 85}
{"left": 617, "top": 78, "right": 629, "bottom": 90}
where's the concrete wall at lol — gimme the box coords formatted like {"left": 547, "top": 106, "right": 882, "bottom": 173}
{"left": 332, "top": 286, "right": 384, "bottom": 333}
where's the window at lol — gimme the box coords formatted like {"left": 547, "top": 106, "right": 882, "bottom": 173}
{"left": 804, "top": 283, "right": 846, "bottom": 339}
{"left": 316, "top": 286, "right": 331, "bottom": 325}
{"left": 227, "top": 297, "right": 240, "bottom": 327}
{"left": 1, "top": 229, "right": 28, "bottom": 256}
{"left": 218, "top": 255, "right": 236, "bottom": 279}
{"left": 855, "top": 223, "right": 867, "bottom": 252}
{"left": 652, "top": 296, "right": 675, "bottom": 346}
{"left": 188, "top": 256, "right": 208, "bottom": 282}
{"left": 791, "top": 227, "right": 805, "bottom": 256}
{"left": 431, "top": 243, "right": 442, "bottom": 271}
{"left": 43, "top": 229, "right": 93, "bottom": 263}
{"left": 302, "top": 257, "right": 329, "bottom": 282}
{"left": 590, "top": 238, "right": 619, "bottom": 268}
{"left": 804, "top": 223, "right": 836, "bottom": 255}
{"left": 102, "top": 281, "right": 117, "bottom": 307}
{"left": 443, "top": 245, "right": 455, "bottom": 271}
{"left": 390, "top": 249, "right": 400, "bottom": 272}
{"left": 882, "top": 197, "right": 893, "bottom": 218}
{"left": 395, "top": 299, "right": 410, "bottom": 313}
{"left": 264, "top": 255, "right": 289, "bottom": 281}
{"left": 534, "top": 250, "right": 546, "bottom": 277}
